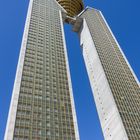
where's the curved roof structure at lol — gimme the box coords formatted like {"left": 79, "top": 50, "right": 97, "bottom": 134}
{"left": 56, "top": 0, "right": 84, "bottom": 17}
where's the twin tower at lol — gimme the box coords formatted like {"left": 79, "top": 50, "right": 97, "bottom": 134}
{"left": 5, "top": 0, "right": 140, "bottom": 140}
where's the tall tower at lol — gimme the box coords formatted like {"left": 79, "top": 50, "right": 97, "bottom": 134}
{"left": 74, "top": 7, "right": 140, "bottom": 140}
{"left": 5, "top": 0, "right": 140, "bottom": 140}
{"left": 5, "top": 0, "right": 83, "bottom": 139}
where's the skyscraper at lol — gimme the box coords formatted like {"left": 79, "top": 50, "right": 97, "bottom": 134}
{"left": 5, "top": 0, "right": 83, "bottom": 139}
{"left": 5, "top": 0, "right": 140, "bottom": 140}
{"left": 74, "top": 7, "right": 140, "bottom": 140}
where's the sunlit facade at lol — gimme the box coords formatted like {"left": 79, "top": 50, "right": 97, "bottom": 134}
{"left": 77, "top": 7, "right": 140, "bottom": 140}
{"left": 5, "top": 0, "right": 80, "bottom": 139}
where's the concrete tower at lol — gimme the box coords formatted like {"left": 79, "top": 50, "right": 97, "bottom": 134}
{"left": 5, "top": 0, "right": 140, "bottom": 140}
{"left": 5, "top": 0, "right": 83, "bottom": 140}
{"left": 74, "top": 7, "right": 140, "bottom": 140}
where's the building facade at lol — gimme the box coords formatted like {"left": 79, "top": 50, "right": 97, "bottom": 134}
{"left": 5, "top": 0, "right": 80, "bottom": 140}
{"left": 5, "top": 0, "right": 140, "bottom": 140}
{"left": 76, "top": 8, "right": 140, "bottom": 140}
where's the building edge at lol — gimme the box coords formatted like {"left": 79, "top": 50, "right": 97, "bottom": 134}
{"left": 4, "top": 0, "right": 33, "bottom": 139}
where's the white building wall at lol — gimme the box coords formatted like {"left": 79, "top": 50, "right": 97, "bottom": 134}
{"left": 79, "top": 19, "right": 128, "bottom": 140}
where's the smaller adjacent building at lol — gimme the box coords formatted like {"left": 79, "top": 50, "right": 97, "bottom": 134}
{"left": 73, "top": 7, "right": 140, "bottom": 140}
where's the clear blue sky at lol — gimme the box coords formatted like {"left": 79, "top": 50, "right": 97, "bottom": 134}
{"left": 0, "top": 0, "right": 140, "bottom": 139}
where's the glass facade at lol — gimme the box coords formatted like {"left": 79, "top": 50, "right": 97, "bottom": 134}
{"left": 80, "top": 8, "right": 140, "bottom": 140}
{"left": 5, "top": 0, "right": 78, "bottom": 140}
{"left": 56, "top": 0, "right": 84, "bottom": 17}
